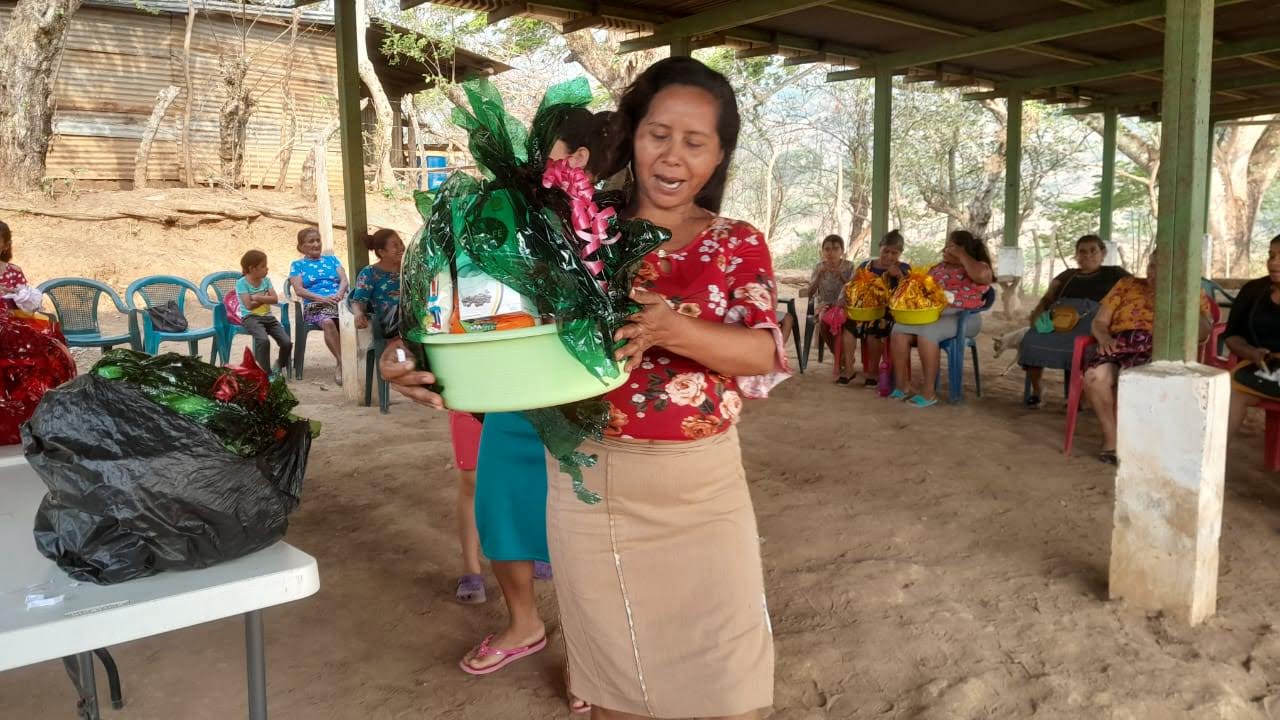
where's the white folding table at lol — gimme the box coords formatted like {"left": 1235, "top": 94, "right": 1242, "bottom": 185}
{"left": 0, "top": 446, "right": 320, "bottom": 718}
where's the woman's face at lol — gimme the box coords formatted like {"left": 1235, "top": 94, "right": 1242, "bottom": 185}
{"left": 878, "top": 244, "right": 903, "bottom": 266}
{"left": 549, "top": 140, "right": 591, "bottom": 173}
{"left": 299, "top": 233, "right": 322, "bottom": 259}
{"left": 1268, "top": 243, "right": 1280, "bottom": 283}
{"left": 0, "top": 236, "right": 10, "bottom": 263}
{"left": 378, "top": 235, "right": 405, "bottom": 265}
{"left": 1076, "top": 241, "right": 1104, "bottom": 273}
{"left": 631, "top": 84, "right": 724, "bottom": 212}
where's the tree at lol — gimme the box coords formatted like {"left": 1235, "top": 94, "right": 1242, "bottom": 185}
{"left": 0, "top": 0, "right": 83, "bottom": 191}
{"left": 356, "top": 0, "right": 397, "bottom": 189}
{"left": 1078, "top": 114, "right": 1280, "bottom": 277}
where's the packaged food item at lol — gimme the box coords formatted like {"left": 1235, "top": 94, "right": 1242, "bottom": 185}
{"left": 423, "top": 269, "right": 453, "bottom": 335}
{"left": 890, "top": 269, "right": 948, "bottom": 310}
{"left": 452, "top": 248, "right": 539, "bottom": 333}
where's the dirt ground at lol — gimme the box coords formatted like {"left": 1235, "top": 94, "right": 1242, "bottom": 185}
{"left": 6, "top": 197, "right": 1280, "bottom": 719}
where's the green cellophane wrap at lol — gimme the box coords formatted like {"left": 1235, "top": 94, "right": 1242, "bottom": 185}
{"left": 92, "top": 349, "right": 317, "bottom": 457}
{"left": 398, "top": 77, "right": 669, "bottom": 503}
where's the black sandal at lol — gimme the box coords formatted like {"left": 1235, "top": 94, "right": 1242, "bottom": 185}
{"left": 1098, "top": 450, "right": 1118, "bottom": 466}
{"left": 836, "top": 376, "right": 852, "bottom": 385}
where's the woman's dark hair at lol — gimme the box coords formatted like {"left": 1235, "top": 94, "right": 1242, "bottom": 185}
{"left": 612, "top": 56, "right": 741, "bottom": 213}
{"left": 822, "top": 234, "right": 844, "bottom": 249}
{"left": 240, "top": 249, "right": 267, "bottom": 273}
{"left": 881, "top": 230, "right": 905, "bottom": 249}
{"left": 0, "top": 220, "right": 10, "bottom": 263}
{"left": 363, "top": 228, "right": 401, "bottom": 253}
{"left": 1076, "top": 234, "right": 1106, "bottom": 253}
{"left": 555, "top": 108, "right": 619, "bottom": 179}
{"left": 947, "top": 229, "right": 992, "bottom": 266}
{"left": 1272, "top": 233, "right": 1280, "bottom": 245}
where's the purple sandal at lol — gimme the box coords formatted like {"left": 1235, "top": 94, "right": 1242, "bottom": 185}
{"left": 455, "top": 573, "right": 486, "bottom": 605}
{"left": 533, "top": 561, "right": 553, "bottom": 581}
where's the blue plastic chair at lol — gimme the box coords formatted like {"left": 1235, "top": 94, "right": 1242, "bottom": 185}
{"left": 199, "top": 271, "right": 291, "bottom": 366}
{"left": 37, "top": 278, "right": 141, "bottom": 351}
{"left": 125, "top": 275, "right": 219, "bottom": 359}
{"left": 935, "top": 287, "right": 997, "bottom": 404}
{"left": 364, "top": 327, "right": 392, "bottom": 414}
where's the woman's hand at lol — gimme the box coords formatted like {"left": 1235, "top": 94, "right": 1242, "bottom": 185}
{"left": 884, "top": 263, "right": 903, "bottom": 280}
{"left": 1096, "top": 331, "right": 1119, "bottom": 355}
{"left": 613, "top": 288, "right": 681, "bottom": 372}
{"left": 379, "top": 338, "right": 444, "bottom": 409}
{"left": 1247, "top": 345, "right": 1273, "bottom": 371}
{"left": 355, "top": 312, "right": 369, "bottom": 330}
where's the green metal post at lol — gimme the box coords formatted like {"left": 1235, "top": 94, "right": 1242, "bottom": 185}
{"left": 1002, "top": 88, "right": 1023, "bottom": 249}
{"left": 334, "top": 0, "right": 370, "bottom": 273}
{"left": 1100, "top": 106, "right": 1117, "bottom": 244}
{"left": 870, "top": 69, "right": 892, "bottom": 251}
{"left": 1153, "top": 0, "right": 1213, "bottom": 362}
{"left": 669, "top": 36, "right": 692, "bottom": 57}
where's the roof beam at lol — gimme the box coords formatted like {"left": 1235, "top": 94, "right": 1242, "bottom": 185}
{"left": 735, "top": 44, "right": 780, "bottom": 59}
{"left": 1210, "top": 99, "right": 1280, "bottom": 121}
{"left": 560, "top": 14, "right": 605, "bottom": 33}
{"left": 827, "top": 0, "right": 1116, "bottom": 68}
{"left": 1058, "top": 72, "right": 1280, "bottom": 113}
{"left": 838, "top": 0, "right": 1171, "bottom": 76}
{"left": 1008, "top": 33, "right": 1280, "bottom": 92}
{"left": 783, "top": 53, "right": 829, "bottom": 66}
{"left": 617, "top": 0, "right": 831, "bottom": 54}
{"left": 486, "top": 2, "right": 527, "bottom": 25}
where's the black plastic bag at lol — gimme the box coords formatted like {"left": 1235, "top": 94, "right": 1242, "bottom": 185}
{"left": 22, "top": 374, "right": 309, "bottom": 585}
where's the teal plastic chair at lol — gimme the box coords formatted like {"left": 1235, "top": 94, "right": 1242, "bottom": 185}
{"left": 936, "top": 288, "right": 997, "bottom": 404}
{"left": 38, "top": 278, "right": 141, "bottom": 351}
{"left": 282, "top": 282, "right": 314, "bottom": 380}
{"left": 199, "top": 271, "right": 291, "bottom": 366}
{"left": 125, "top": 275, "right": 219, "bottom": 359}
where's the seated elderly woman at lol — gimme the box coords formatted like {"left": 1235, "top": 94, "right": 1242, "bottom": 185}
{"left": 1019, "top": 234, "right": 1129, "bottom": 408}
{"left": 1083, "top": 249, "right": 1212, "bottom": 465}
{"left": 1225, "top": 234, "right": 1280, "bottom": 439}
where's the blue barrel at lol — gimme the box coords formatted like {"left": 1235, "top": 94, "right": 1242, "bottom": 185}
{"left": 426, "top": 155, "right": 447, "bottom": 191}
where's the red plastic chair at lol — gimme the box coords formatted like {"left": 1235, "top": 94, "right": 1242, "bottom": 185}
{"left": 1211, "top": 350, "right": 1280, "bottom": 472}
{"left": 1063, "top": 335, "right": 1096, "bottom": 456}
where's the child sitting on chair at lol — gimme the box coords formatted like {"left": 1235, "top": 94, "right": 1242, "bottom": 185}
{"left": 808, "top": 234, "right": 855, "bottom": 381}
{"left": 237, "top": 250, "right": 292, "bottom": 376}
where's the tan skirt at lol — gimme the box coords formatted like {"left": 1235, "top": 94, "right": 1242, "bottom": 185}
{"left": 546, "top": 428, "right": 774, "bottom": 718}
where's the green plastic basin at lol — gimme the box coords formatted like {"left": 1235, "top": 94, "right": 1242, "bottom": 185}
{"left": 412, "top": 324, "right": 628, "bottom": 412}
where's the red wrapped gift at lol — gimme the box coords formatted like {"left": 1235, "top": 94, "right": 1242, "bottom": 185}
{"left": 0, "top": 309, "right": 76, "bottom": 445}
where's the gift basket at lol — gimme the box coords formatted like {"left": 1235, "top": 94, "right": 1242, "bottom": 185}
{"left": 399, "top": 77, "right": 667, "bottom": 413}
{"left": 1, "top": 309, "right": 75, "bottom": 445}
{"left": 889, "top": 268, "right": 948, "bottom": 325}
{"left": 844, "top": 268, "right": 890, "bottom": 322}
{"left": 23, "top": 348, "right": 317, "bottom": 584}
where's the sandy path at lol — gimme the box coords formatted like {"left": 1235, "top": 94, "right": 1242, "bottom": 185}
{"left": 5, "top": 324, "right": 1280, "bottom": 720}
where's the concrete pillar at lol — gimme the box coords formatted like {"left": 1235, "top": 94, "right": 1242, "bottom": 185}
{"left": 1110, "top": 362, "right": 1228, "bottom": 625}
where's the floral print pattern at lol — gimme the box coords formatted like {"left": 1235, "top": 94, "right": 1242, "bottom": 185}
{"left": 1100, "top": 276, "right": 1213, "bottom": 334}
{"left": 602, "top": 217, "right": 791, "bottom": 441}
{"left": 929, "top": 262, "right": 990, "bottom": 310}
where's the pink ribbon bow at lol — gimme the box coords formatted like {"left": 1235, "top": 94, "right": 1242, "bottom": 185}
{"left": 542, "top": 159, "right": 619, "bottom": 282}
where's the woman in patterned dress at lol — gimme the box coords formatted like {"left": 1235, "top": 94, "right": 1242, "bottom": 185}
{"left": 288, "top": 227, "right": 349, "bottom": 384}
{"left": 383, "top": 57, "right": 788, "bottom": 720}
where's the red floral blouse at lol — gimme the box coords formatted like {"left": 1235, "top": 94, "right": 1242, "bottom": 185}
{"left": 1, "top": 263, "right": 27, "bottom": 310}
{"left": 602, "top": 217, "right": 791, "bottom": 442}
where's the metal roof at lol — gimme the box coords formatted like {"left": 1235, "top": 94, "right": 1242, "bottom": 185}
{"left": 85, "top": 0, "right": 510, "bottom": 94}
{"left": 405, "top": 0, "right": 1280, "bottom": 120}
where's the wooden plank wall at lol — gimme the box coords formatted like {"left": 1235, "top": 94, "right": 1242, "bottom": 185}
{"left": 0, "top": 3, "right": 347, "bottom": 191}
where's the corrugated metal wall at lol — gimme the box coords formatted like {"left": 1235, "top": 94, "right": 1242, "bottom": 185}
{"left": 0, "top": 3, "right": 347, "bottom": 191}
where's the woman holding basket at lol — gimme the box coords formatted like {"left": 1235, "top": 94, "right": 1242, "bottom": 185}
{"left": 383, "top": 57, "right": 787, "bottom": 720}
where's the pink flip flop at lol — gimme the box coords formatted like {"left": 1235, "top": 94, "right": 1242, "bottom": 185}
{"left": 459, "top": 634, "right": 548, "bottom": 676}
